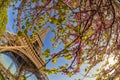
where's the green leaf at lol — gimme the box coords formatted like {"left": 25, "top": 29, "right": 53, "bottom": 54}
{"left": 64, "top": 54, "right": 72, "bottom": 60}
{"left": 63, "top": 49, "right": 69, "bottom": 54}
{"left": 49, "top": 18, "right": 57, "bottom": 24}
{"left": 52, "top": 57, "right": 58, "bottom": 63}
{"left": 43, "top": 69, "right": 52, "bottom": 75}
{"left": 20, "top": 75, "right": 26, "bottom": 80}
{"left": 59, "top": 29, "right": 65, "bottom": 34}
{"left": 82, "top": 36, "right": 87, "bottom": 40}
{"left": 0, "top": 73, "right": 4, "bottom": 80}
{"left": 42, "top": 49, "right": 50, "bottom": 58}
{"left": 17, "top": 31, "right": 23, "bottom": 36}
{"left": 0, "top": 8, "right": 7, "bottom": 36}
{"left": 52, "top": 43, "right": 58, "bottom": 49}
{"left": 51, "top": 68, "right": 59, "bottom": 74}
{"left": 50, "top": 38, "right": 55, "bottom": 42}
{"left": 96, "top": 77, "right": 101, "bottom": 80}
{"left": 59, "top": 66, "right": 66, "bottom": 70}
{"left": 68, "top": 72, "right": 73, "bottom": 77}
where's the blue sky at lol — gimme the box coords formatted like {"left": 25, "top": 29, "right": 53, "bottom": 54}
{"left": 4, "top": 4, "right": 98, "bottom": 80}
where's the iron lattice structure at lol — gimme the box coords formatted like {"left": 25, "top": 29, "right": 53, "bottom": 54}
{"left": 0, "top": 27, "right": 50, "bottom": 80}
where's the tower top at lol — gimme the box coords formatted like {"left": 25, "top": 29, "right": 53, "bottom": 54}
{"left": 39, "top": 27, "right": 50, "bottom": 42}
{"left": 32, "top": 27, "right": 50, "bottom": 54}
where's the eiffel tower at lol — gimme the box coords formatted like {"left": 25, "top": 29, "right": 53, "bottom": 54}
{"left": 0, "top": 27, "right": 50, "bottom": 80}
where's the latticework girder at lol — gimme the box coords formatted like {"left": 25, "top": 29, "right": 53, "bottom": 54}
{"left": 0, "top": 27, "right": 50, "bottom": 80}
